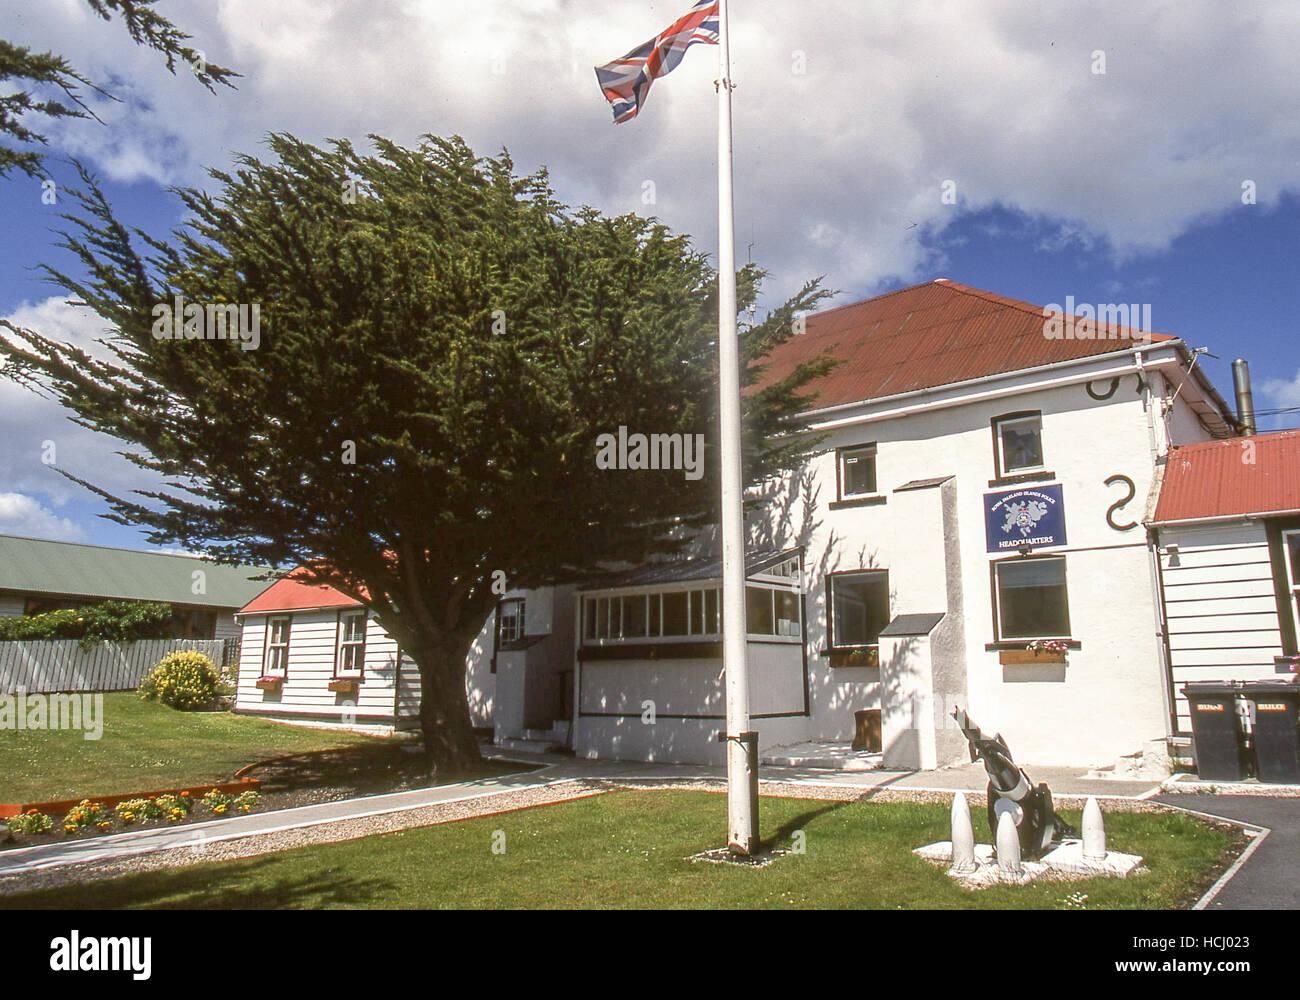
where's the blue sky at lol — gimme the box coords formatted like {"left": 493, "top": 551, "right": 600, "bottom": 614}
{"left": 1, "top": 1, "right": 1298, "bottom": 550}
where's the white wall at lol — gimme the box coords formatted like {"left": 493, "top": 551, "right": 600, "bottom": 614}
{"left": 235, "top": 610, "right": 401, "bottom": 723}
{"left": 751, "top": 360, "right": 1186, "bottom": 766}
{"left": 573, "top": 640, "right": 805, "bottom": 764}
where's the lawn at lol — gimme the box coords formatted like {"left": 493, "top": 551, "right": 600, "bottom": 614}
{"left": 0, "top": 693, "right": 382, "bottom": 802}
{"left": 0, "top": 789, "right": 1238, "bottom": 909}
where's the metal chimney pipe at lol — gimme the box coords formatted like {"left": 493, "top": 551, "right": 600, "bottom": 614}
{"left": 1232, "top": 358, "right": 1257, "bottom": 437}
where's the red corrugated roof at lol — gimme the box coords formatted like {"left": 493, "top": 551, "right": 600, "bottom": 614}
{"left": 752, "top": 279, "right": 1174, "bottom": 409}
{"left": 238, "top": 566, "right": 365, "bottom": 614}
{"left": 1153, "top": 431, "right": 1300, "bottom": 523}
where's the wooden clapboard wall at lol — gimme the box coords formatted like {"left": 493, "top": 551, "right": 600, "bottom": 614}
{"left": 1158, "top": 522, "right": 1285, "bottom": 733}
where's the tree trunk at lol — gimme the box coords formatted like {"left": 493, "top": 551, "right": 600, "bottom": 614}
{"left": 411, "top": 636, "right": 483, "bottom": 780}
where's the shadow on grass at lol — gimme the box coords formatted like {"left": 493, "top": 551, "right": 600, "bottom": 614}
{"left": 246, "top": 742, "right": 534, "bottom": 804}
{"left": 3, "top": 855, "right": 398, "bottom": 910}
{"left": 760, "top": 801, "right": 851, "bottom": 852}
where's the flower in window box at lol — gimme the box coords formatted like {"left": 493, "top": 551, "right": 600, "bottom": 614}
{"left": 1001, "top": 640, "right": 1068, "bottom": 664}
{"left": 255, "top": 675, "right": 284, "bottom": 690}
{"left": 328, "top": 677, "right": 359, "bottom": 694}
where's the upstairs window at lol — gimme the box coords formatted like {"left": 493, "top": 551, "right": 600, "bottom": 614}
{"left": 994, "top": 413, "right": 1045, "bottom": 477}
{"left": 838, "top": 444, "right": 879, "bottom": 499}
{"left": 828, "top": 571, "right": 889, "bottom": 649}
{"left": 263, "top": 616, "right": 291, "bottom": 676}
{"left": 336, "top": 611, "right": 367, "bottom": 676}
{"left": 498, "top": 599, "right": 525, "bottom": 645}
{"left": 994, "top": 556, "right": 1070, "bottom": 639}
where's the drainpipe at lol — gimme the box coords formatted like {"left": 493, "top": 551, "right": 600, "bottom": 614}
{"left": 1232, "top": 359, "right": 1257, "bottom": 436}
{"left": 1136, "top": 351, "right": 1177, "bottom": 748}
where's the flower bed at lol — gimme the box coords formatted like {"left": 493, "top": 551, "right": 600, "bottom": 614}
{"left": 0, "top": 778, "right": 260, "bottom": 820}
{"left": 3, "top": 786, "right": 264, "bottom": 849}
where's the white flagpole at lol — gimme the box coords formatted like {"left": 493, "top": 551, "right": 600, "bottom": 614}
{"left": 715, "top": 0, "right": 758, "bottom": 856}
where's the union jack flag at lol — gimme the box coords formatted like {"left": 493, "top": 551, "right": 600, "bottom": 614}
{"left": 595, "top": 1, "right": 720, "bottom": 124}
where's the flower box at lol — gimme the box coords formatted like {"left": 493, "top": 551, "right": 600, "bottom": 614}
{"left": 328, "top": 678, "right": 359, "bottom": 694}
{"left": 255, "top": 675, "right": 284, "bottom": 690}
{"left": 1000, "top": 649, "right": 1066, "bottom": 665}
{"left": 829, "top": 646, "right": 880, "bottom": 668}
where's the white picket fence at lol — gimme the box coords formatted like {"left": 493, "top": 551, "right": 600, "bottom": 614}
{"left": 0, "top": 639, "right": 226, "bottom": 695}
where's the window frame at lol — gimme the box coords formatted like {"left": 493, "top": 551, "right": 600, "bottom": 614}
{"left": 1281, "top": 529, "right": 1300, "bottom": 644}
{"left": 334, "top": 609, "right": 367, "bottom": 678}
{"left": 262, "top": 615, "right": 292, "bottom": 678}
{"left": 991, "top": 554, "right": 1072, "bottom": 642}
{"left": 827, "top": 569, "right": 890, "bottom": 653}
{"left": 579, "top": 579, "right": 802, "bottom": 646}
{"left": 836, "top": 443, "right": 880, "bottom": 501}
{"left": 992, "top": 411, "right": 1047, "bottom": 480}
{"left": 497, "top": 598, "right": 526, "bottom": 646}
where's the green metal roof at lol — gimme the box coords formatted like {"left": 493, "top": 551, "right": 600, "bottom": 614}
{"left": 0, "top": 534, "right": 274, "bottom": 610}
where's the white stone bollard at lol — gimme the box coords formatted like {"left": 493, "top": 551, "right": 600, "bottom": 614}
{"left": 949, "top": 792, "right": 977, "bottom": 874}
{"left": 1082, "top": 796, "right": 1107, "bottom": 862}
{"left": 996, "top": 810, "right": 1024, "bottom": 880}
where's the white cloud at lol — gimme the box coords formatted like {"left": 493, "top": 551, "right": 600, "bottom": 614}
{"left": 0, "top": 492, "right": 84, "bottom": 540}
{"left": 1, "top": 296, "right": 166, "bottom": 512}
{"left": 8, "top": 0, "right": 1300, "bottom": 302}
{"left": 1260, "top": 370, "right": 1300, "bottom": 410}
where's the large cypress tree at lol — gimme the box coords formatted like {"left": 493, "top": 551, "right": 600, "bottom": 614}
{"left": 0, "top": 134, "right": 836, "bottom": 774}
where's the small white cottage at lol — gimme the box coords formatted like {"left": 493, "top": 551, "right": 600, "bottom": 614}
{"left": 232, "top": 569, "right": 496, "bottom": 733}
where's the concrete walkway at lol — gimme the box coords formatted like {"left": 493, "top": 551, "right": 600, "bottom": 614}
{"left": 0, "top": 762, "right": 561, "bottom": 877}
{"left": 0, "top": 750, "right": 1191, "bottom": 878}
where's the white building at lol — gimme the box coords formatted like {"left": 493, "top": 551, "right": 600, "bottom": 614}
{"left": 236, "top": 279, "right": 1287, "bottom": 770}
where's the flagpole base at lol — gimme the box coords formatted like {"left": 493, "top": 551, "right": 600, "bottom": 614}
{"left": 719, "top": 730, "right": 760, "bottom": 855}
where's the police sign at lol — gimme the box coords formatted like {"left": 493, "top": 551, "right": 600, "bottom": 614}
{"left": 985, "top": 484, "right": 1067, "bottom": 553}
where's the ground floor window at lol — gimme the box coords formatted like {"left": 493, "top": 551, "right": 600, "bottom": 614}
{"left": 828, "top": 570, "right": 889, "bottom": 650}
{"left": 581, "top": 581, "right": 800, "bottom": 644}
{"left": 335, "top": 610, "right": 366, "bottom": 676}
{"left": 263, "top": 615, "right": 291, "bottom": 676}
{"left": 994, "top": 555, "right": 1070, "bottom": 639}
{"left": 498, "top": 598, "right": 525, "bottom": 644}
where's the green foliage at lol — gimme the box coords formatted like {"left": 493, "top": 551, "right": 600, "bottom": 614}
{"left": 154, "top": 792, "right": 191, "bottom": 822}
{"left": 62, "top": 798, "right": 111, "bottom": 834}
{"left": 137, "top": 650, "right": 219, "bottom": 710}
{"left": 233, "top": 789, "right": 262, "bottom": 814}
{"left": 0, "top": 599, "right": 172, "bottom": 646}
{"left": 201, "top": 789, "right": 233, "bottom": 816}
{"left": 0, "top": 133, "right": 837, "bottom": 769}
{"left": 114, "top": 797, "right": 161, "bottom": 824}
{"left": 6, "top": 809, "right": 53, "bottom": 835}
{"left": 0, "top": 0, "right": 236, "bottom": 177}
